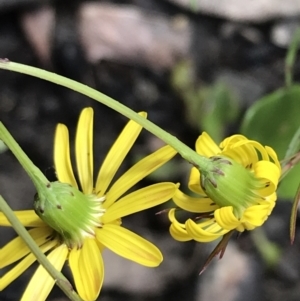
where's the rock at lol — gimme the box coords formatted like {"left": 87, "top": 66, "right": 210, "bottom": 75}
{"left": 166, "top": 0, "right": 300, "bottom": 22}
{"left": 196, "top": 242, "right": 263, "bottom": 301}
{"left": 271, "top": 19, "right": 300, "bottom": 48}
{"left": 21, "top": 3, "right": 191, "bottom": 70}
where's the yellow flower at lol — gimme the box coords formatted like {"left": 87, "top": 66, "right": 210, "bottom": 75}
{"left": 169, "top": 132, "right": 281, "bottom": 243}
{"left": 0, "top": 107, "right": 177, "bottom": 301}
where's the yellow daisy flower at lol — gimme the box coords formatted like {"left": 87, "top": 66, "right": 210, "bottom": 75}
{"left": 169, "top": 132, "right": 281, "bottom": 243}
{"left": 0, "top": 107, "right": 178, "bottom": 301}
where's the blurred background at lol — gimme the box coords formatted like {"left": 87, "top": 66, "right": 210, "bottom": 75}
{"left": 0, "top": 0, "right": 300, "bottom": 300}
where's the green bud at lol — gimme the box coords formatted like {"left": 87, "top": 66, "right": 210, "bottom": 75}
{"left": 34, "top": 181, "right": 104, "bottom": 248}
{"left": 200, "top": 156, "right": 264, "bottom": 218}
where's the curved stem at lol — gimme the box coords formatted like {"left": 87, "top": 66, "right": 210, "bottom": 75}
{"left": 0, "top": 60, "right": 211, "bottom": 171}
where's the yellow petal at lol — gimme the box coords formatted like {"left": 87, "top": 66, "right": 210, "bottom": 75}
{"left": 169, "top": 223, "right": 192, "bottom": 241}
{"left": 232, "top": 140, "right": 269, "bottom": 161}
{"left": 266, "top": 146, "right": 281, "bottom": 170}
{"left": 214, "top": 207, "right": 240, "bottom": 230}
{"left": 0, "top": 210, "right": 45, "bottom": 227}
{"left": 172, "top": 189, "right": 218, "bottom": 213}
{"left": 0, "top": 227, "right": 53, "bottom": 268}
{"left": 253, "top": 160, "right": 280, "bottom": 195}
{"left": 75, "top": 107, "right": 94, "bottom": 194}
{"left": 103, "top": 145, "right": 177, "bottom": 208}
{"left": 21, "top": 244, "right": 68, "bottom": 301}
{"left": 220, "top": 134, "right": 248, "bottom": 147}
{"left": 97, "top": 224, "right": 162, "bottom": 267}
{"left": 54, "top": 124, "right": 78, "bottom": 188}
{"left": 242, "top": 203, "right": 274, "bottom": 228}
{"left": 102, "top": 183, "right": 177, "bottom": 223}
{"left": 95, "top": 112, "right": 146, "bottom": 196}
{"left": 195, "top": 132, "right": 220, "bottom": 157}
{"left": 0, "top": 239, "right": 58, "bottom": 291}
{"left": 168, "top": 210, "right": 192, "bottom": 241}
{"left": 185, "top": 219, "right": 228, "bottom": 242}
{"left": 222, "top": 143, "right": 258, "bottom": 167}
{"left": 188, "top": 167, "right": 207, "bottom": 195}
{"left": 69, "top": 239, "right": 104, "bottom": 301}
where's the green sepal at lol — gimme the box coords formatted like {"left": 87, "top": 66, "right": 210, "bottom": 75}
{"left": 34, "top": 181, "right": 101, "bottom": 248}
{"left": 200, "top": 156, "right": 263, "bottom": 217}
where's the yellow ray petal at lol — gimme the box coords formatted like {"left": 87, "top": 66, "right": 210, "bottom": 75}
{"left": 188, "top": 167, "right": 206, "bottom": 195}
{"left": 0, "top": 239, "right": 58, "bottom": 291}
{"left": 21, "top": 244, "right": 68, "bottom": 301}
{"left": 173, "top": 189, "right": 218, "bottom": 213}
{"left": 168, "top": 210, "right": 192, "bottom": 241}
{"left": 69, "top": 239, "right": 104, "bottom": 301}
{"left": 102, "top": 183, "right": 177, "bottom": 223}
{"left": 185, "top": 219, "right": 228, "bottom": 242}
{"left": 95, "top": 112, "right": 146, "bottom": 196}
{"left": 0, "top": 227, "right": 53, "bottom": 268}
{"left": 169, "top": 223, "right": 192, "bottom": 241}
{"left": 214, "top": 207, "right": 240, "bottom": 230}
{"left": 195, "top": 132, "right": 220, "bottom": 157}
{"left": 97, "top": 224, "right": 162, "bottom": 267}
{"left": 0, "top": 210, "right": 45, "bottom": 227}
{"left": 220, "top": 134, "right": 248, "bottom": 148}
{"left": 253, "top": 160, "right": 280, "bottom": 195}
{"left": 76, "top": 107, "right": 94, "bottom": 194}
{"left": 265, "top": 146, "right": 281, "bottom": 169}
{"left": 103, "top": 145, "right": 176, "bottom": 207}
{"left": 242, "top": 203, "right": 274, "bottom": 228}
{"left": 54, "top": 123, "right": 78, "bottom": 188}
{"left": 222, "top": 143, "right": 258, "bottom": 167}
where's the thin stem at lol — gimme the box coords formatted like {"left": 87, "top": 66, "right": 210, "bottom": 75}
{"left": 285, "top": 27, "right": 300, "bottom": 88}
{"left": 0, "top": 60, "right": 211, "bottom": 171}
{"left": 0, "top": 122, "right": 49, "bottom": 190}
{"left": 0, "top": 195, "right": 83, "bottom": 301}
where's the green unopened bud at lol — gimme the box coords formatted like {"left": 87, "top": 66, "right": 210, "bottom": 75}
{"left": 200, "top": 156, "right": 264, "bottom": 218}
{"left": 34, "top": 181, "right": 104, "bottom": 248}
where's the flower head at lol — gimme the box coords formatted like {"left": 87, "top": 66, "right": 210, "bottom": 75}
{"left": 169, "top": 132, "right": 281, "bottom": 244}
{"left": 0, "top": 107, "right": 177, "bottom": 301}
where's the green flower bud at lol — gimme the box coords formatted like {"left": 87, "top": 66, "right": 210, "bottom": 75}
{"left": 33, "top": 181, "right": 104, "bottom": 248}
{"left": 200, "top": 156, "right": 264, "bottom": 218}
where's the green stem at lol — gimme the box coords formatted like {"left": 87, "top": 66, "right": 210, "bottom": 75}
{"left": 285, "top": 27, "right": 300, "bottom": 88}
{"left": 0, "top": 60, "right": 211, "bottom": 171}
{"left": 251, "top": 228, "right": 281, "bottom": 267}
{"left": 0, "top": 122, "right": 49, "bottom": 192}
{"left": 0, "top": 195, "right": 83, "bottom": 301}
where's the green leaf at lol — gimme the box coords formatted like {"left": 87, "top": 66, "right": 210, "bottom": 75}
{"left": 241, "top": 85, "right": 300, "bottom": 199}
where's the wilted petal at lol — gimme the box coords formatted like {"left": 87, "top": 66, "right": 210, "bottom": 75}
{"left": 104, "top": 145, "right": 176, "bottom": 207}
{"left": 102, "top": 183, "right": 177, "bottom": 223}
{"left": 69, "top": 238, "right": 104, "bottom": 301}
{"left": 21, "top": 244, "right": 68, "bottom": 301}
{"left": 75, "top": 107, "right": 94, "bottom": 194}
{"left": 95, "top": 112, "right": 146, "bottom": 196}
{"left": 97, "top": 224, "right": 162, "bottom": 267}
{"left": 54, "top": 124, "right": 78, "bottom": 188}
